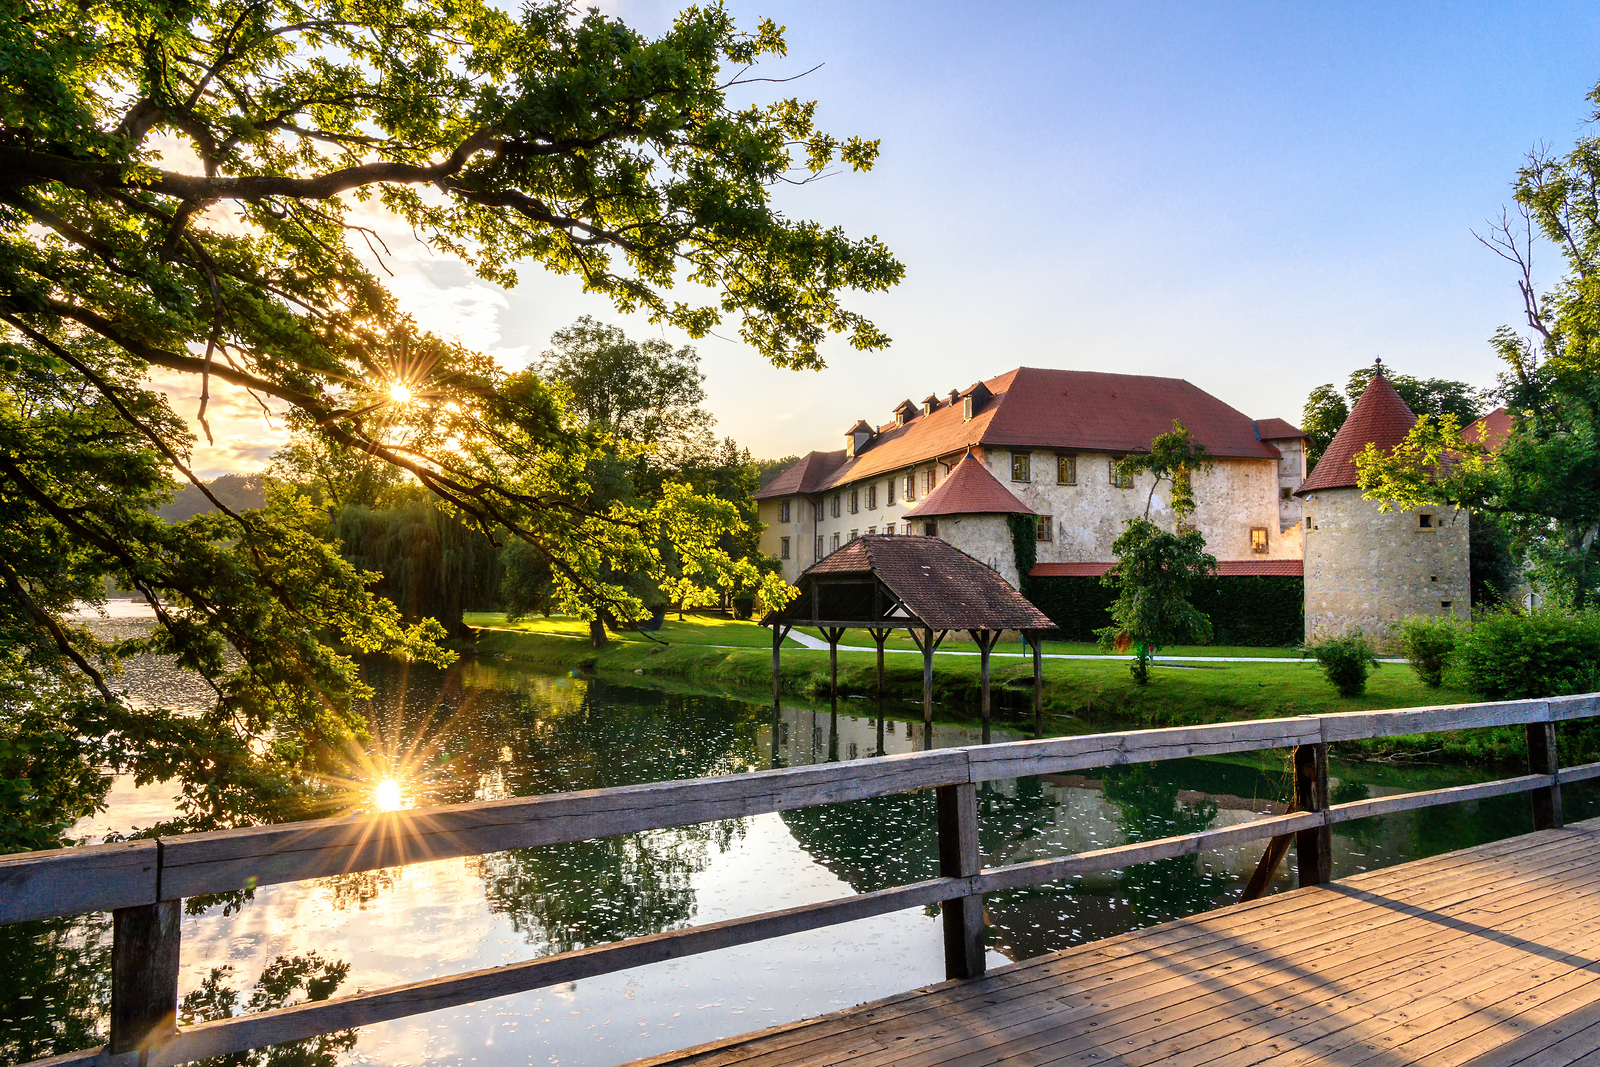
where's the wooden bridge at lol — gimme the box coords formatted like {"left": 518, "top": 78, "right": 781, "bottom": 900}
{"left": 4, "top": 693, "right": 1599, "bottom": 1067}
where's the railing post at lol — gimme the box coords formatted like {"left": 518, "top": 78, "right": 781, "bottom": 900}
{"left": 936, "top": 783, "right": 985, "bottom": 979}
{"left": 110, "top": 899, "right": 182, "bottom": 1061}
{"left": 1294, "top": 743, "right": 1331, "bottom": 887}
{"left": 1528, "top": 721, "right": 1563, "bottom": 830}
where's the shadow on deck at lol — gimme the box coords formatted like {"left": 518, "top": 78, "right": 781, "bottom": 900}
{"left": 632, "top": 818, "right": 1600, "bottom": 1067}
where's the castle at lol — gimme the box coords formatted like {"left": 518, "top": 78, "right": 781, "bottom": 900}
{"left": 755, "top": 366, "right": 1491, "bottom": 646}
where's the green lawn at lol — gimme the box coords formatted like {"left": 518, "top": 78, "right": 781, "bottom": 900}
{"left": 464, "top": 613, "right": 1530, "bottom": 765}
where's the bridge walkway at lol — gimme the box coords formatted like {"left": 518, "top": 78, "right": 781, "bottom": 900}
{"left": 634, "top": 818, "right": 1600, "bottom": 1067}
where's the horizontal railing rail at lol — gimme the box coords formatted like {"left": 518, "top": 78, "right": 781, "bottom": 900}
{"left": 7, "top": 692, "right": 1596, "bottom": 1067}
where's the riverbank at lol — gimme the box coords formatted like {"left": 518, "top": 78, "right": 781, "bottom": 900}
{"left": 463, "top": 613, "right": 1550, "bottom": 765}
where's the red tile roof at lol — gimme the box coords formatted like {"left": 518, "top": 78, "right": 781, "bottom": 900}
{"left": 1465, "top": 407, "right": 1512, "bottom": 451}
{"left": 785, "top": 535, "right": 1054, "bottom": 631}
{"left": 900, "top": 453, "right": 1034, "bottom": 518}
{"left": 1296, "top": 372, "right": 1416, "bottom": 494}
{"left": 1030, "top": 559, "right": 1303, "bottom": 578}
{"left": 757, "top": 368, "right": 1285, "bottom": 496}
{"left": 1255, "top": 418, "right": 1306, "bottom": 440}
{"left": 753, "top": 449, "right": 847, "bottom": 500}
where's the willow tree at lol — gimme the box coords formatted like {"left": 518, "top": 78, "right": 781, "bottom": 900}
{"left": 0, "top": 0, "right": 902, "bottom": 840}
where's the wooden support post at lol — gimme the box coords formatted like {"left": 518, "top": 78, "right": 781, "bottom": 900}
{"left": 936, "top": 783, "right": 985, "bottom": 980}
{"left": 1031, "top": 633, "right": 1044, "bottom": 739}
{"left": 110, "top": 899, "right": 182, "bottom": 1058}
{"left": 828, "top": 630, "right": 840, "bottom": 706}
{"left": 969, "top": 629, "right": 999, "bottom": 744}
{"left": 770, "top": 624, "right": 783, "bottom": 709}
{"left": 1294, "top": 743, "right": 1332, "bottom": 887}
{"left": 921, "top": 627, "right": 935, "bottom": 730}
{"left": 1528, "top": 721, "right": 1563, "bottom": 830}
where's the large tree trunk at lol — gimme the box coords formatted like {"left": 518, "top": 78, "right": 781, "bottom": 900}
{"left": 590, "top": 618, "right": 607, "bottom": 648}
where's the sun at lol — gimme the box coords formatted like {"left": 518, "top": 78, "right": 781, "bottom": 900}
{"left": 388, "top": 381, "right": 414, "bottom": 404}
{"left": 374, "top": 778, "right": 405, "bottom": 812}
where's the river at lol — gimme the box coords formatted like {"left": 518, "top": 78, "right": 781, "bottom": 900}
{"left": 6, "top": 646, "right": 1596, "bottom": 1067}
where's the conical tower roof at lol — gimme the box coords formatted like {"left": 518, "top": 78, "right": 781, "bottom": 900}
{"left": 902, "top": 452, "right": 1035, "bottom": 518}
{"left": 1298, "top": 371, "right": 1416, "bottom": 494}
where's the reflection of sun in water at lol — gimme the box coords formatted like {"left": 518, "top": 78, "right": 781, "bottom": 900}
{"left": 388, "top": 381, "right": 414, "bottom": 404}
{"left": 374, "top": 778, "right": 405, "bottom": 812}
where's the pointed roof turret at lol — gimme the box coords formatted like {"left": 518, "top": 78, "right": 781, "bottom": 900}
{"left": 902, "top": 453, "right": 1035, "bottom": 518}
{"left": 1297, "top": 365, "right": 1416, "bottom": 494}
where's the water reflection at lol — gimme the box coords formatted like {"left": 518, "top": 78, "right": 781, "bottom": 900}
{"left": 6, "top": 655, "right": 1597, "bottom": 1067}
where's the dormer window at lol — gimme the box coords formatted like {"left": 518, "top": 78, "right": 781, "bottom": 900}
{"left": 963, "top": 395, "right": 974, "bottom": 421}
{"left": 922, "top": 395, "right": 939, "bottom": 417}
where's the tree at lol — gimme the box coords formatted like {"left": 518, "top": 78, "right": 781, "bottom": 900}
{"left": 1356, "top": 83, "right": 1600, "bottom": 607}
{"left": 1096, "top": 423, "right": 1219, "bottom": 683}
{"left": 535, "top": 317, "right": 709, "bottom": 450}
{"left": 1301, "top": 385, "right": 1348, "bottom": 473}
{"left": 0, "top": 0, "right": 898, "bottom": 833}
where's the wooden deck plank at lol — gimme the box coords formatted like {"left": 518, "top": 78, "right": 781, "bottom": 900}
{"left": 631, "top": 819, "right": 1600, "bottom": 1067}
{"left": 658, "top": 830, "right": 1600, "bottom": 1067}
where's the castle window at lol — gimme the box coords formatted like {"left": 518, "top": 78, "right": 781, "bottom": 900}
{"left": 867, "top": 485, "right": 877, "bottom": 510}
{"left": 1441, "top": 600, "right": 1453, "bottom": 609}
{"left": 1305, "top": 516, "right": 1312, "bottom": 530}
{"left": 1250, "top": 527, "right": 1269, "bottom": 553}
{"left": 924, "top": 469, "right": 937, "bottom": 494}
{"left": 1280, "top": 487, "right": 1292, "bottom": 500}
{"left": 923, "top": 521, "right": 939, "bottom": 536}
{"left": 1036, "top": 515, "right": 1053, "bottom": 541}
{"left": 867, "top": 526, "right": 876, "bottom": 535}
{"left": 904, "top": 473, "right": 916, "bottom": 500}
{"left": 887, "top": 477, "right": 896, "bottom": 504}
{"left": 1110, "top": 460, "right": 1134, "bottom": 489}
{"left": 849, "top": 489, "right": 859, "bottom": 514}
{"left": 814, "top": 500, "right": 824, "bottom": 522}
{"left": 1418, "top": 513, "right": 1433, "bottom": 529}
{"left": 831, "top": 532, "right": 840, "bottom": 552}
{"left": 1057, "top": 454, "right": 1077, "bottom": 485}
{"left": 850, "top": 529, "right": 858, "bottom": 541}
{"left": 780, "top": 537, "right": 790, "bottom": 559}
{"left": 814, "top": 535, "right": 824, "bottom": 559}
{"left": 1011, "top": 453, "right": 1031, "bottom": 482}
{"left": 884, "top": 524, "right": 894, "bottom": 535}
{"left": 832, "top": 495, "right": 840, "bottom": 518}
{"left": 779, "top": 501, "right": 791, "bottom": 523}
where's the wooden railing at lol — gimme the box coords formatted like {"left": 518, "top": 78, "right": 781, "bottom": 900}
{"left": 5, "top": 693, "right": 1598, "bottom": 1067}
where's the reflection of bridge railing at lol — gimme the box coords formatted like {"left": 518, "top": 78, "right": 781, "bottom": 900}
{"left": 5, "top": 694, "right": 1597, "bottom": 1067}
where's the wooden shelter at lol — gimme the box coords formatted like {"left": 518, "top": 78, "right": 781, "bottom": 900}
{"left": 761, "top": 535, "right": 1054, "bottom": 740}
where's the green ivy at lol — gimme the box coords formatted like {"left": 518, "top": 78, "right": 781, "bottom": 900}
{"left": 1008, "top": 514, "right": 1038, "bottom": 578}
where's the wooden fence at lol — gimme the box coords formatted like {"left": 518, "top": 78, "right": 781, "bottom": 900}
{"left": 6, "top": 693, "right": 1599, "bottom": 1067}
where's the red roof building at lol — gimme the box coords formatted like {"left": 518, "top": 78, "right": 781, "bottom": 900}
{"left": 1297, "top": 372, "right": 1416, "bottom": 494}
{"left": 756, "top": 365, "right": 1308, "bottom": 590}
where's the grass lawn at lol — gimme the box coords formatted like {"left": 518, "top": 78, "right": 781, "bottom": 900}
{"left": 463, "top": 612, "right": 1537, "bottom": 765}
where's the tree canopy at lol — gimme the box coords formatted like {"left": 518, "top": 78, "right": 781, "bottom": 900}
{"left": 1355, "top": 81, "right": 1600, "bottom": 607}
{"left": 0, "top": 0, "right": 902, "bottom": 842}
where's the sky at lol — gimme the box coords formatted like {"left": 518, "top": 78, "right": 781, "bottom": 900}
{"left": 178, "top": 1, "right": 1600, "bottom": 476}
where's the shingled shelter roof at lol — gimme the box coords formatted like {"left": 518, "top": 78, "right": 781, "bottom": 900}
{"left": 1297, "top": 372, "right": 1416, "bottom": 495}
{"left": 901, "top": 453, "right": 1034, "bottom": 519}
{"left": 765, "top": 535, "right": 1052, "bottom": 632}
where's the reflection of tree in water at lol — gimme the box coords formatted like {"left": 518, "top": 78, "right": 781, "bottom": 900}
{"left": 180, "top": 953, "right": 355, "bottom": 1067}
{"left": 351, "top": 663, "right": 767, "bottom": 949}
{"left": 1101, "top": 763, "right": 1223, "bottom": 926}
{"left": 476, "top": 822, "right": 742, "bottom": 954}
{"left": 0, "top": 914, "right": 110, "bottom": 1063}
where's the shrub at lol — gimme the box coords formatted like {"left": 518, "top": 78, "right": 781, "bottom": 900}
{"left": 1454, "top": 608, "right": 1600, "bottom": 700}
{"left": 1303, "top": 630, "right": 1380, "bottom": 697}
{"left": 1397, "top": 614, "right": 1464, "bottom": 688}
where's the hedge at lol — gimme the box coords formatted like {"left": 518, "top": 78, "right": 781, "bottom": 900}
{"left": 1022, "top": 574, "right": 1304, "bottom": 646}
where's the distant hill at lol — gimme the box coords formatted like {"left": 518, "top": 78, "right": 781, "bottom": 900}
{"left": 755, "top": 455, "right": 800, "bottom": 488}
{"left": 157, "top": 474, "right": 268, "bottom": 521}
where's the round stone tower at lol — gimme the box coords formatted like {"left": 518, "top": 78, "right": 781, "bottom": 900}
{"left": 1296, "top": 367, "right": 1470, "bottom": 647}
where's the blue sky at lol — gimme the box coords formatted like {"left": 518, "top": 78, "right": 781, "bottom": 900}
{"left": 179, "top": 2, "right": 1600, "bottom": 473}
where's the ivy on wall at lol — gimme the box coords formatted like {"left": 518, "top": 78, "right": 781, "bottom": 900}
{"left": 1008, "top": 514, "right": 1038, "bottom": 577}
{"left": 1023, "top": 575, "right": 1304, "bottom": 647}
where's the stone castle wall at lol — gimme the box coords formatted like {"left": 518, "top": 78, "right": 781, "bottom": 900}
{"left": 1302, "top": 487, "right": 1469, "bottom": 647}
{"left": 934, "top": 514, "right": 1020, "bottom": 587}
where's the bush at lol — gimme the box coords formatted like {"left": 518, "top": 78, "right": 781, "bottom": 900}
{"left": 1454, "top": 608, "right": 1600, "bottom": 700}
{"left": 1303, "top": 630, "right": 1380, "bottom": 697}
{"left": 1397, "top": 615, "right": 1463, "bottom": 688}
